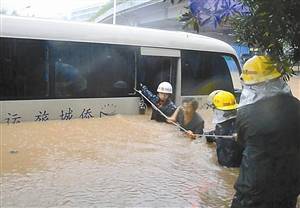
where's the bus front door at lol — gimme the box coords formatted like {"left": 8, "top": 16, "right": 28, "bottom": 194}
{"left": 138, "top": 47, "right": 180, "bottom": 103}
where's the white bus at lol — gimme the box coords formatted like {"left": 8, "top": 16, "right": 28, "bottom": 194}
{"left": 0, "top": 15, "right": 242, "bottom": 123}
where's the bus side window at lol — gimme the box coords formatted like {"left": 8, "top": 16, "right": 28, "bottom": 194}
{"left": 0, "top": 37, "right": 49, "bottom": 100}
{"left": 89, "top": 44, "right": 136, "bottom": 97}
{"left": 49, "top": 41, "right": 89, "bottom": 98}
{"left": 181, "top": 50, "right": 235, "bottom": 96}
{"left": 49, "top": 41, "right": 136, "bottom": 98}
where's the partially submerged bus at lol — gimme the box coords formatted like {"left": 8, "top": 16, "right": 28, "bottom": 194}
{"left": 0, "top": 15, "right": 242, "bottom": 123}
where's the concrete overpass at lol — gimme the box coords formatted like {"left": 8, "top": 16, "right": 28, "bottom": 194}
{"left": 95, "top": 0, "right": 236, "bottom": 44}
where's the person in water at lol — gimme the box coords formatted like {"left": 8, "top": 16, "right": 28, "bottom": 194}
{"left": 231, "top": 55, "right": 300, "bottom": 208}
{"left": 205, "top": 90, "right": 243, "bottom": 167}
{"left": 140, "top": 82, "right": 177, "bottom": 122}
{"left": 167, "top": 98, "right": 204, "bottom": 139}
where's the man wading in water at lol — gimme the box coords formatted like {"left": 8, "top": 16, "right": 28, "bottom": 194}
{"left": 205, "top": 90, "right": 243, "bottom": 168}
{"left": 231, "top": 55, "right": 300, "bottom": 208}
{"left": 140, "top": 82, "right": 176, "bottom": 122}
{"left": 167, "top": 98, "right": 204, "bottom": 139}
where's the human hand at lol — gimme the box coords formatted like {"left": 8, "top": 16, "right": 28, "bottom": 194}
{"left": 166, "top": 117, "right": 173, "bottom": 123}
{"left": 140, "top": 83, "right": 147, "bottom": 91}
{"left": 174, "top": 106, "right": 182, "bottom": 113}
{"left": 186, "top": 130, "right": 196, "bottom": 140}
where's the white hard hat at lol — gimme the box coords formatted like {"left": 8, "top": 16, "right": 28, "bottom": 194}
{"left": 157, "top": 82, "right": 173, "bottom": 94}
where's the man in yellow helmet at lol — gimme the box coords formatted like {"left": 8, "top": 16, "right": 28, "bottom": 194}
{"left": 231, "top": 56, "right": 300, "bottom": 208}
{"left": 206, "top": 90, "right": 243, "bottom": 167}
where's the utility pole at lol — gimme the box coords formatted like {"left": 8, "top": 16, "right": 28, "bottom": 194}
{"left": 113, "top": 0, "right": 116, "bottom": 24}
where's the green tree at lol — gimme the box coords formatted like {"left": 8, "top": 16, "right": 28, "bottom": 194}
{"left": 231, "top": 0, "right": 300, "bottom": 78}
{"left": 179, "top": 0, "right": 300, "bottom": 78}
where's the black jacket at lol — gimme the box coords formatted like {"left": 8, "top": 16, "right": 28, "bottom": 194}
{"left": 206, "top": 118, "right": 243, "bottom": 167}
{"left": 232, "top": 94, "right": 300, "bottom": 208}
{"left": 150, "top": 99, "right": 176, "bottom": 122}
{"left": 141, "top": 85, "right": 176, "bottom": 122}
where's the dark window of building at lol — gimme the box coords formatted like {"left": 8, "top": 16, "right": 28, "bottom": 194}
{"left": 181, "top": 50, "right": 235, "bottom": 96}
{"left": 0, "top": 37, "right": 49, "bottom": 100}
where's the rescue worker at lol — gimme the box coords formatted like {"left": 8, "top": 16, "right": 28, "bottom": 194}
{"left": 140, "top": 82, "right": 176, "bottom": 122}
{"left": 167, "top": 97, "right": 204, "bottom": 139}
{"left": 231, "top": 55, "right": 300, "bottom": 208}
{"left": 206, "top": 90, "right": 243, "bottom": 167}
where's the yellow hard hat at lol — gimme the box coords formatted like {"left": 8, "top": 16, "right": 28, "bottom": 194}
{"left": 241, "top": 55, "right": 282, "bottom": 85}
{"left": 207, "top": 90, "right": 222, "bottom": 107}
{"left": 212, "top": 90, "right": 237, "bottom": 111}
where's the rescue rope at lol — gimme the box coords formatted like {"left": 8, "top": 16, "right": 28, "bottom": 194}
{"left": 134, "top": 88, "right": 190, "bottom": 133}
{"left": 134, "top": 88, "right": 236, "bottom": 139}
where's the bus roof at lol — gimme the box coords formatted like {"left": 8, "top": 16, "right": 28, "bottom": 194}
{"left": 1, "top": 15, "right": 236, "bottom": 55}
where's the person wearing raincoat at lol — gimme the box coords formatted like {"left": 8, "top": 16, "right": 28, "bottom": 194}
{"left": 140, "top": 82, "right": 176, "bottom": 122}
{"left": 205, "top": 90, "right": 243, "bottom": 167}
{"left": 231, "top": 55, "right": 300, "bottom": 208}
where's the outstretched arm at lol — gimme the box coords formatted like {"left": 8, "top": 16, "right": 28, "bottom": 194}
{"left": 140, "top": 84, "right": 159, "bottom": 105}
{"left": 167, "top": 106, "right": 181, "bottom": 123}
{"left": 186, "top": 130, "right": 197, "bottom": 140}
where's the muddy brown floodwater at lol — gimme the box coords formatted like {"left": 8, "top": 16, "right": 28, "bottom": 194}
{"left": 1, "top": 111, "right": 240, "bottom": 207}
{"left": 1, "top": 76, "right": 299, "bottom": 207}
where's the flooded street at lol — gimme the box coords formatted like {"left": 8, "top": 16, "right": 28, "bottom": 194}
{"left": 1, "top": 76, "right": 299, "bottom": 207}
{"left": 1, "top": 112, "right": 239, "bottom": 207}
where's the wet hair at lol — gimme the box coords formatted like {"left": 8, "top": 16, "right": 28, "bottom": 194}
{"left": 182, "top": 97, "right": 199, "bottom": 111}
